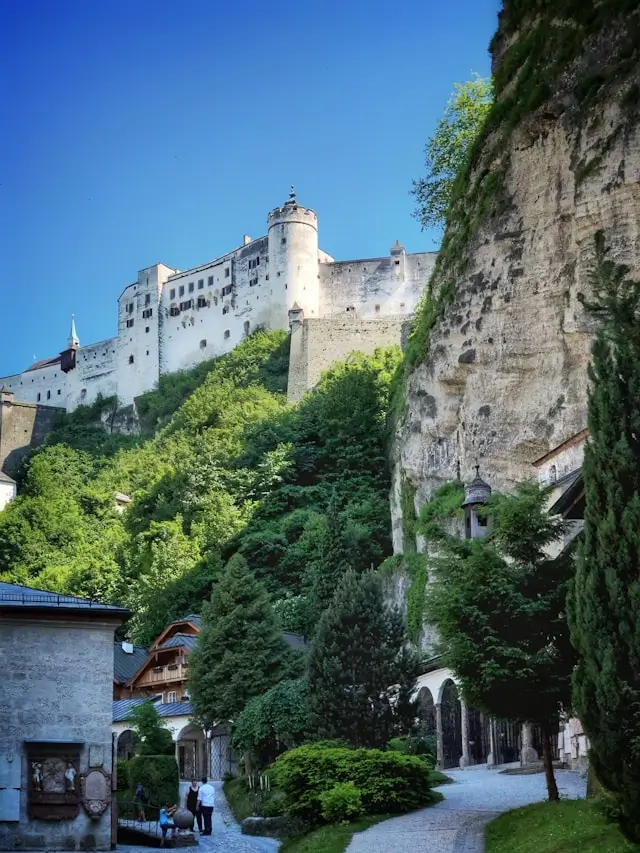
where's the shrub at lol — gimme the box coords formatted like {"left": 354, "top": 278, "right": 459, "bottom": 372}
{"left": 127, "top": 755, "right": 179, "bottom": 809}
{"left": 388, "top": 735, "right": 436, "bottom": 766}
{"left": 116, "top": 760, "right": 129, "bottom": 791}
{"left": 320, "top": 782, "right": 363, "bottom": 824}
{"left": 271, "top": 743, "right": 434, "bottom": 824}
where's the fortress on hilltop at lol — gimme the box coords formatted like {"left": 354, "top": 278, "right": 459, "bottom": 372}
{"left": 0, "top": 190, "right": 436, "bottom": 418}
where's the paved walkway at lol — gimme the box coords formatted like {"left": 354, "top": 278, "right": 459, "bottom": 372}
{"left": 118, "top": 782, "right": 280, "bottom": 853}
{"left": 345, "top": 767, "right": 587, "bottom": 853}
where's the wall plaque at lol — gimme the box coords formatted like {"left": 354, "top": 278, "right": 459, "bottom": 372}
{"left": 88, "top": 745, "right": 104, "bottom": 768}
{"left": 25, "top": 743, "right": 81, "bottom": 821}
{"left": 80, "top": 768, "right": 111, "bottom": 820}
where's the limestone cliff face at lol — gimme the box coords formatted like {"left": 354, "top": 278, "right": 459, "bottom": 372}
{"left": 391, "top": 2, "right": 640, "bottom": 581}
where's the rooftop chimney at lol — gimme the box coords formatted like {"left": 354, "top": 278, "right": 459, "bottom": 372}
{"left": 121, "top": 641, "right": 134, "bottom": 654}
{"left": 243, "top": 235, "right": 251, "bottom": 246}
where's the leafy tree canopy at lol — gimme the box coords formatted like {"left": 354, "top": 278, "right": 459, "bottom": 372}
{"left": 127, "top": 701, "right": 175, "bottom": 756}
{"left": 411, "top": 74, "right": 493, "bottom": 230}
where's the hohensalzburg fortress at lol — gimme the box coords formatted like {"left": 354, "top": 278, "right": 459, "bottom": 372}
{"left": 0, "top": 190, "right": 436, "bottom": 411}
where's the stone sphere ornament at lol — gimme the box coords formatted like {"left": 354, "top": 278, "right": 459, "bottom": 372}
{"left": 172, "top": 808, "right": 195, "bottom": 830}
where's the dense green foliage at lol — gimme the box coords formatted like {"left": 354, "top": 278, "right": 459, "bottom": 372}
{"left": 189, "top": 554, "right": 296, "bottom": 728}
{"left": 421, "top": 480, "right": 575, "bottom": 800}
{"left": 126, "top": 754, "right": 179, "bottom": 808}
{"left": 233, "top": 678, "right": 309, "bottom": 765}
{"left": 271, "top": 743, "right": 435, "bottom": 826}
{"left": 307, "top": 571, "right": 419, "bottom": 749}
{"left": 128, "top": 701, "right": 175, "bottom": 756}
{"left": 568, "top": 234, "right": 640, "bottom": 843}
{"left": 411, "top": 75, "right": 493, "bottom": 230}
{"left": 0, "top": 332, "right": 400, "bottom": 647}
{"left": 319, "top": 782, "right": 363, "bottom": 824}
{"left": 484, "top": 799, "right": 638, "bottom": 853}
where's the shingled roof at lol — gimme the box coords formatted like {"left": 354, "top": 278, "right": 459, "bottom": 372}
{"left": 157, "top": 633, "right": 198, "bottom": 652}
{"left": 0, "top": 581, "right": 128, "bottom": 615}
{"left": 113, "top": 642, "right": 149, "bottom": 685}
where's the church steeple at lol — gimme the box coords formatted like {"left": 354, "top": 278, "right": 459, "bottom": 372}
{"left": 67, "top": 314, "right": 79, "bottom": 349}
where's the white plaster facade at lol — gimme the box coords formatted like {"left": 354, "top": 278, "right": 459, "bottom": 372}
{"left": 0, "top": 472, "right": 17, "bottom": 512}
{"left": 0, "top": 191, "right": 436, "bottom": 412}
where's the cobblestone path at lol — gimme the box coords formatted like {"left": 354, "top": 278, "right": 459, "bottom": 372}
{"left": 345, "top": 767, "right": 587, "bottom": 853}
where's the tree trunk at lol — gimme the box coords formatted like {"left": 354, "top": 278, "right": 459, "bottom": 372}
{"left": 243, "top": 750, "right": 252, "bottom": 776}
{"left": 541, "top": 722, "right": 559, "bottom": 801}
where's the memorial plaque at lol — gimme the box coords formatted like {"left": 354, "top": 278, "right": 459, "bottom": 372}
{"left": 88, "top": 745, "right": 104, "bottom": 768}
{"left": 80, "top": 768, "right": 111, "bottom": 820}
{"left": 84, "top": 771, "right": 107, "bottom": 801}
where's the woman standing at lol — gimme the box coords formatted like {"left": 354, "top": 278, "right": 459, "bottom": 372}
{"left": 185, "top": 779, "right": 202, "bottom": 832}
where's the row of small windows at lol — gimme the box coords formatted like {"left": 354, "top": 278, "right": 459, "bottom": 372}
{"left": 168, "top": 270, "right": 230, "bottom": 300}
{"left": 37, "top": 390, "right": 62, "bottom": 401}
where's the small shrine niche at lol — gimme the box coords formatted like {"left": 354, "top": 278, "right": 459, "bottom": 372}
{"left": 462, "top": 466, "right": 492, "bottom": 540}
{"left": 25, "top": 740, "right": 83, "bottom": 821}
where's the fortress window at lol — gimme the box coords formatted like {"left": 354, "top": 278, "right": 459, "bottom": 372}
{"left": 57, "top": 389, "right": 61, "bottom": 395}
{"left": 146, "top": 350, "right": 149, "bottom": 356}
{"left": 266, "top": 255, "right": 269, "bottom": 263}
{"left": 145, "top": 294, "right": 151, "bottom": 305}
{"left": 208, "top": 276, "right": 213, "bottom": 286}
{"left": 197, "top": 296, "right": 206, "bottom": 308}
{"left": 225, "top": 268, "right": 230, "bottom": 278}
{"left": 126, "top": 318, "right": 134, "bottom": 328}
{"left": 170, "top": 288, "right": 176, "bottom": 299}
{"left": 400, "top": 302, "right": 405, "bottom": 309}
{"left": 37, "top": 392, "right": 41, "bottom": 402}
{"left": 266, "top": 274, "right": 269, "bottom": 281}
{"left": 47, "top": 390, "right": 51, "bottom": 399}
{"left": 198, "top": 279, "right": 204, "bottom": 289}
{"left": 142, "top": 308, "right": 153, "bottom": 319}
{"left": 395, "top": 260, "right": 400, "bottom": 266}
{"left": 188, "top": 282, "right": 194, "bottom": 293}
{"left": 128, "top": 355, "right": 134, "bottom": 364}
{"left": 223, "top": 305, "right": 229, "bottom": 315}
{"left": 375, "top": 304, "right": 380, "bottom": 313}
{"left": 224, "top": 330, "right": 230, "bottom": 339}
{"left": 127, "top": 302, "right": 134, "bottom": 313}
{"left": 281, "top": 237, "right": 286, "bottom": 245}
{"left": 250, "top": 277, "right": 258, "bottom": 287}
{"left": 200, "top": 339, "right": 207, "bottom": 349}
{"left": 145, "top": 326, "right": 150, "bottom": 333}
{"left": 256, "top": 256, "right": 260, "bottom": 265}
{"left": 221, "top": 284, "right": 232, "bottom": 297}
{"left": 243, "top": 321, "right": 250, "bottom": 336}
{"left": 179, "top": 285, "right": 185, "bottom": 297}
{"left": 276, "top": 272, "right": 281, "bottom": 277}
{"left": 169, "top": 304, "right": 179, "bottom": 317}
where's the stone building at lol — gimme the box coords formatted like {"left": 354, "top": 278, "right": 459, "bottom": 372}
{"left": 0, "top": 190, "right": 436, "bottom": 412}
{"left": 0, "top": 582, "right": 128, "bottom": 851}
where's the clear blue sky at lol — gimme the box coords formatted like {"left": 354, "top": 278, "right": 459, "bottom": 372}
{"left": 0, "top": 0, "right": 499, "bottom": 375}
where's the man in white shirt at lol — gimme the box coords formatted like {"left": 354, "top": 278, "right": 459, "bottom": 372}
{"left": 197, "top": 776, "right": 215, "bottom": 836}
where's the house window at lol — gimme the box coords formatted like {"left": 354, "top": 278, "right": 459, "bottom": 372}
{"left": 224, "top": 330, "right": 230, "bottom": 339}
{"left": 142, "top": 308, "right": 153, "bottom": 319}
{"left": 197, "top": 296, "right": 206, "bottom": 308}
{"left": 198, "top": 279, "right": 204, "bottom": 289}
{"left": 166, "top": 691, "right": 177, "bottom": 704}
{"left": 128, "top": 355, "right": 134, "bottom": 364}
{"left": 179, "top": 285, "right": 185, "bottom": 297}
{"left": 126, "top": 318, "right": 134, "bottom": 328}
{"left": 225, "top": 268, "right": 230, "bottom": 278}
{"left": 145, "top": 294, "right": 151, "bottom": 305}
{"left": 169, "top": 304, "right": 179, "bottom": 317}
{"left": 208, "top": 275, "right": 213, "bottom": 286}
{"left": 188, "top": 282, "right": 194, "bottom": 293}
{"left": 200, "top": 339, "right": 207, "bottom": 349}
{"left": 170, "top": 288, "right": 176, "bottom": 299}
{"left": 128, "top": 302, "right": 134, "bottom": 313}
{"left": 221, "top": 284, "right": 232, "bottom": 297}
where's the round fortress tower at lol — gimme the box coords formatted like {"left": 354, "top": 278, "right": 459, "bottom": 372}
{"left": 267, "top": 188, "right": 319, "bottom": 331}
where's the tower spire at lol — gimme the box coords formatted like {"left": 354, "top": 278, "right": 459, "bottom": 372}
{"left": 67, "top": 314, "right": 79, "bottom": 349}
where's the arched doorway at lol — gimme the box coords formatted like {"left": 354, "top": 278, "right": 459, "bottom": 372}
{"left": 440, "top": 680, "right": 462, "bottom": 769}
{"left": 176, "top": 724, "right": 207, "bottom": 781}
{"left": 416, "top": 686, "right": 436, "bottom": 733}
{"left": 210, "top": 723, "right": 237, "bottom": 781}
{"left": 117, "top": 729, "right": 135, "bottom": 761}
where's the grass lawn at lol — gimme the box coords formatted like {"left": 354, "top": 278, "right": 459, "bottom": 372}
{"left": 485, "top": 799, "right": 640, "bottom": 853}
{"left": 279, "top": 815, "right": 388, "bottom": 853}
{"left": 222, "top": 777, "right": 255, "bottom": 823}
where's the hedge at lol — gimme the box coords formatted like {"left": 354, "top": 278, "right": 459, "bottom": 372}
{"left": 271, "top": 743, "right": 435, "bottom": 824}
{"left": 126, "top": 755, "right": 179, "bottom": 810}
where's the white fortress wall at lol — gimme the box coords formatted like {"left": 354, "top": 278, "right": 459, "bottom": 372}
{"left": 319, "top": 249, "right": 437, "bottom": 318}
{"left": 66, "top": 338, "right": 119, "bottom": 410}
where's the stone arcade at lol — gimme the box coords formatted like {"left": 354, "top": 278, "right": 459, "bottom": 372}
{"left": 0, "top": 583, "right": 128, "bottom": 851}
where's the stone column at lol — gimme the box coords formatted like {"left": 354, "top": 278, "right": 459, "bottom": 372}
{"left": 487, "top": 718, "right": 496, "bottom": 768}
{"left": 521, "top": 722, "right": 539, "bottom": 765}
{"left": 435, "top": 703, "right": 444, "bottom": 769}
{"left": 459, "top": 699, "right": 470, "bottom": 768}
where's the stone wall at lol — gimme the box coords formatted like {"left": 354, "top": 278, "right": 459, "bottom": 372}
{"left": 287, "top": 315, "right": 410, "bottom": 403}
{"left": 0, "top": 619, "right": 116, "bottom": 850}
{"left": 0, "top": 399, "right": 64, "bottom": 477}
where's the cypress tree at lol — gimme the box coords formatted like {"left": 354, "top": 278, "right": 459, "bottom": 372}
{"left": 189, "top": 554, "right": 290, "bottom": 729}
{"left": 569, "top": 233, "right": 640, "bottom": 841}
{"left": 307, "top": 570, "right": 419, "bottom": 748}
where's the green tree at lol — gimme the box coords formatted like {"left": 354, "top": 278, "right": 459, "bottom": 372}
{"left": 307, "top": 570, "right": 419, "bottom": 749}
{"left": 128, "top": 701, "right": 175, "bottom": 756}
{"left": 411, "top": 74, "right": 493, "bottom": 230}
{"left": 568, "top": 234, "right": 640, "bottom": 842}
{"left": 188, "top": 554, "right": 290, "bottom": 729}
{"left": 422, "top": 481, "right": 575, "bottom": 801}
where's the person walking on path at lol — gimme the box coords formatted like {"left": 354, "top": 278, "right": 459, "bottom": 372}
{"left": 186, "top": 778, "right": 203, "bottom": 832}
{"left": 134, "top": 781, "right": 146, "bottom": 822}
{"left": 197, "top": 776, "right": 215, "bottom": 836}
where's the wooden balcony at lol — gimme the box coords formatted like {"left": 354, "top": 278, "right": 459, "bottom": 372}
{"left": 136, "top": 663, "right": 189, "bottom": 687}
